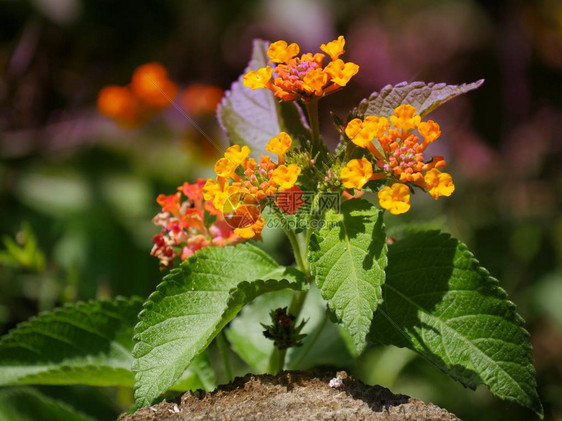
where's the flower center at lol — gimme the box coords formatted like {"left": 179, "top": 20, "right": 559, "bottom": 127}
{"left": 280, "top": 58, "right": 320, "bottom": 81}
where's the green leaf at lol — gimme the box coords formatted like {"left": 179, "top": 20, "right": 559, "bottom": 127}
{"left": 0, "top": 297, "right": 142, "bottom": 387}
{"left": 354, "top": 80, "right": 484, "bottom": 119}
{"left": 217, "top": 39, "right": 309, "bottom": 155}
{"left": 132, "top": 244, "right": 306, "bottom": 408}
{"left": 169, "top": 351, "right": 216, "bottom": 392}
{"left": 309, "top": 199, "right": 387, "bottom": 354}
{"left": 0, "top": 387, "right": 94, "bottom": 421}
{"left": 369, "top": 231, "right": 543, "bottom": 418}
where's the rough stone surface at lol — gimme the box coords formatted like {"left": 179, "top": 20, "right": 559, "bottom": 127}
{"left": 121, "top": 371, "right": 459, "bottom": 421}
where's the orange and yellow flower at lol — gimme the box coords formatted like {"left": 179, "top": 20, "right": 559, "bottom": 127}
{"left": 203, "top": 133, "right": 302, "bottom": 239}
{"left": 377, "top": 183, "right": 411, "bottom": 215}
{"left": 424, "top": 168, "right": 455, "bottom": 199}
{"left": 341, "top": 104, "right": 455, "bottom": 213}
{"left": 266, "top": 132, "right": 292, "bottom": 159}
{"left": 151, "top": 179, "right": 240, "bottom": 269}
{"left": 271, "top": 164, "right": 301, "bottom": 190}
{"left": 320, "top": 36, "right": 346, "bottom": 61}
{"left": 243, "top": 36, "right": 359, "bottom": 102}
{"left": 341, "top": 158, "right": 373, "bottom": 190}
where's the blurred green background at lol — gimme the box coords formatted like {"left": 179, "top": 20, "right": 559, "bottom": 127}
{"left": 1, "top": 0, "right": 561, "bottom": 419}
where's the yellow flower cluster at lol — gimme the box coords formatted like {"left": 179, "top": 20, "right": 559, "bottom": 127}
{"left": 203, "top": 133, "right": 301, "bottom": 238}
{"left": 340, "top": 104, "right": 455, "bottom": 215}
{"left": 243, "top": 36, "right": 359, "bottom": 102}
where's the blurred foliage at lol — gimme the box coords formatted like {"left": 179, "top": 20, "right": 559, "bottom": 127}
{"left": 0, "top": 0, "right": 561, "bottom": 419}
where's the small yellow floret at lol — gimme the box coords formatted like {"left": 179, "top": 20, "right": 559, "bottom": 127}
{"left": 214, "top": 158, "right": 237, "bottom": 178}
{"left": 424, "top": 169, "right": 455, "bottom": 199}
{"left": 417, "top": 120, "right": 441, "bottom": 144}
{"left": 214, "top": 185, "right": 241, "bottom": 212}
{"left": 320, "top": 36, "right": 346, "bottom": 61}
{"left": 378, "top": 183, "right": 411, "bottom": 215}
{"left": 225, "top": 144, "right": 251, "bottom": 165}
{"left": 345, "top": 116, "right": 388, "bottom": 148}
{"left": 302, "top": 69, "right": 328, "bottom": 95}
{"left": 203, "top": 178, "right": 221, "bottom": 201}
{"left": 266, "top": 132, "right": 292, "bottom": 156}
{"left": 364, "top": 116, "right": 390, "bottom": 138}
{"left": 267, "top": 40, "right": 300, "bottom": 64}
{"left": 390, "top": 104, "right": 421, "bottom": 131}
{"left": 341, "top": 158, "right": 373, "bottom": 190}
{"left": 271, "top": 164, "right": 301, "bottom": 189}
{"left": 243, "top": 66, "right": 273, "bottom": 89}
{"left": 345, "top": 119, "right": 370, "bottom": 147}
{"left": 324, "top": 59, "right": 359, "bottom": 87}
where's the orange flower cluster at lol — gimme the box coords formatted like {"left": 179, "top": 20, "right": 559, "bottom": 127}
{"left": 243, "top": 36, "right": 359, "bottom": 102}
{"left": 203, "top": 132, "right": 301, "bottom": 239}
{"left": 180, "top": 84, "right": 224, "bottom": 117}
{"left": 341, "top": 105, "right": 455, "bottom": 214}
{"left": 151, "top": 179, "right": 240, "bottom": 269}
{"left": 97, "top": 62, "right": 178, "bottom": 128}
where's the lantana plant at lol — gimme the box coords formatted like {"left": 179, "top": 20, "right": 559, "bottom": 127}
{"left": 0, "top": 37, "right": 542, "bottom": 418}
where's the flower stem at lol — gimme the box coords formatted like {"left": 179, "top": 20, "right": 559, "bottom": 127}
{"left": 216, "top": 330, "right": 233, "bottom": 382}
{"left": 305, "top": 99, "right": 321, "bottom": 152}
{"left": 284, "top": 229, "right": 308, "bottom": 276}
{"left": 269, "top": 229, "right": 312, "bottom": 374}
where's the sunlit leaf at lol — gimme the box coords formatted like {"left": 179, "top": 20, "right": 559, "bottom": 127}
{"left": 132, "top": 244, "right": 306, "bottom": 407}
{"left": 370, "top": 231, "right": 543, "bottom": 418}
{"left": 309, "top": 199, "right": 387, "bottom": 354}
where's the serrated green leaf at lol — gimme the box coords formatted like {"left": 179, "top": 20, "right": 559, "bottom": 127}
{"left": 369, "top": 231, "right": 543, "bottom": 418}
{"left": 0, "top": 297, "right": 142, "bottom": 387}
{"left": 132, "top": 244, "right": 306, "bottom": 408}
{"left": 309, "top": 199, "right": 387, "bottom": 354}
{"left": 354, "top": 80, "right": 484, "bottom": 119}
{"left": 169, "top": 351, "right": 216, "bottom": 392}
{"left": 0, "top": 387, "right": 94, "bottom": 421}
{"left": 217, "top": 39, "right": 309, "bottom": 155}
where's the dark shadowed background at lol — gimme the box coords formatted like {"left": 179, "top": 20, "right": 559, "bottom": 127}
{"left": 0, "top": 0, "right": 561, "bottom": 419}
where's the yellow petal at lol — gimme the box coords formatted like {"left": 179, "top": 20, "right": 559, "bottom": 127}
{"left": 243, "top": 66, "right": 273, "bottom": 89}
{"left": 266, "top": 132, "right": 292, "bottom": 155}
{"left": 341, "top": 157, "right": 373, "bottom": 189}
{"left": 267, "top": 41, "right": 300, "bottom": 64}
{"left": 320, "top": 35, "right": 346, "bottom": 61}
{"left": 424, "top": 169, "right": 455, "bottom": 200}
{"left": 325, "top": 59, "right": 359, "bottom": 87}
{"left": 378, "top": 183, "right": 411, "bottom": 215}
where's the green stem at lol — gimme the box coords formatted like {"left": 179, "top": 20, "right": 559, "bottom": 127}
{"left": 305, "top": 99, "right": 321, "bottom": 151}
{"left": 269, "top": 229, "right": 313, "bottom": 374}
{"left": 276, "top": 348, "right": 287, "bottom": 374}
{"left": 216, "top": 331, "right": 233, "bottom": 382}
{"left": 284, "top": 229, "right": 307, "bottom": 275}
